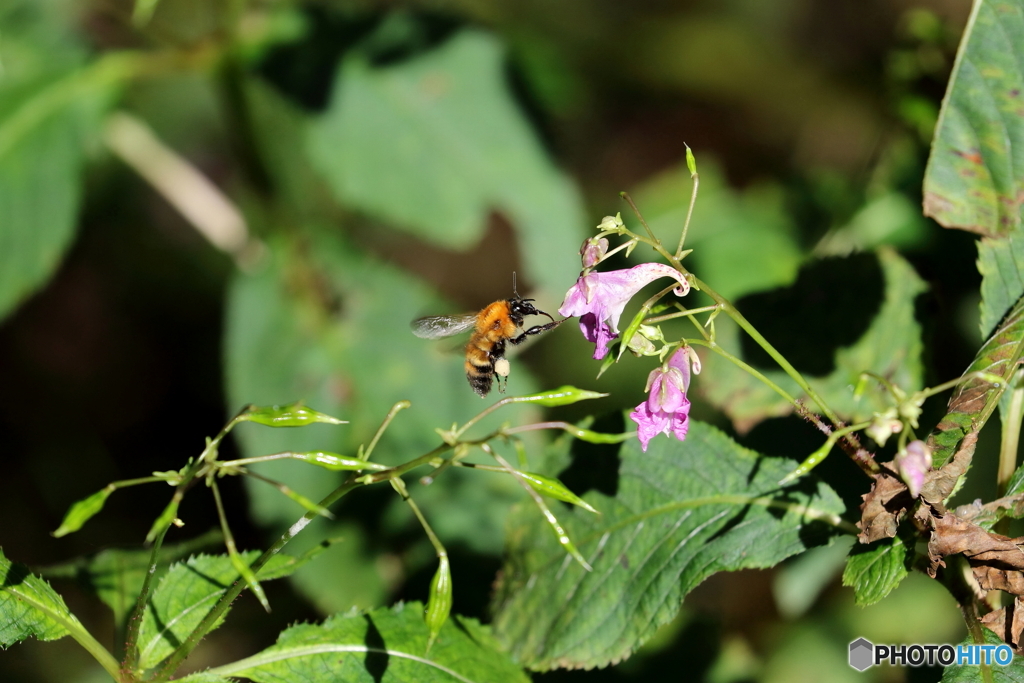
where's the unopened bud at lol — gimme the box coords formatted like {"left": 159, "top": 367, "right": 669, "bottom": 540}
{"left": 580, "top": 237, "right": 609, "bottom": 268}
{"left": 895, "top": 440, "right": 932, "bottom": 498}
{"left": 596, "top": 213, "right": 624, "bottom": 232}
{"left": 866, "top": 412, "right": 902, "bottom": 447}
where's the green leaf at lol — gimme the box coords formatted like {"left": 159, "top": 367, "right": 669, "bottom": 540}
{"left": 978, "top": 235, "right": 1024, "bottom": 337}
{"left": 942, "top": 626, "right": 1024, "bottom": 682}
{"left": 137, "top": 551, "right": 316, "bottom": 670}
{"left": 0, "top": 547, "right": 78, "bottom": 646}
{"left": 38, "top": 529, "right": 222, "bottom": 628}
{"left": 490, "top": 420, "right": 846, "bottom": 670}
{"left": 922, "top": 0, "right": 1024, "bottom": 238}
{"left": 51, "top": 485, "right": 113, "bottom": 538}
{"left": 307, "top": 29, "right": 585, "bottom": 295}
{"left": 210, "top": 602, "right": 530, "bottom": 683}
{"left": 702, "top": 248, "right": 927, "bottom": 430}
{"left": 842, "top": 535, "right": 910, "bottom": 607}
{"left": 0, "top": 73, "right": 104, "bottom": 322}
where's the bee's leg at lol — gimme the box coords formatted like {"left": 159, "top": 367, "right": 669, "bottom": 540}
{"left": 508, "top": 318, "right": 567, "bottom": 346}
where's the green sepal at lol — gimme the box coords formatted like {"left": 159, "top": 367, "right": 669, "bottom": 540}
{"left": 145, "top": 499, "right": 180, "bottom": 543}
{"left": 511, "top": 386, "right": 607, "bottom": 407}
{"left": 52, "top": 486, "right": 114, "bottom": 538}
{"left": 596, "top": 345, "right": 619, "bottom": 379}
{"left": 293, "top": 451, "right": 387, "bottom": 471}
{"left": 516, "top": 472, "right": 598, "bottom": 514}
{"left": 616, "top": 307, "right": 648, "bottom": 362}
{"left": 237, "top": 402, "right": 347, "bottom": 428}
{"left": 425, "top": 554, "right": 453, "bottom": 651}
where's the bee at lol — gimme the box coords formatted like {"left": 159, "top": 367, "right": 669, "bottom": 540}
{"left": 411, "top": 286, "right": 564, "bottom": 397}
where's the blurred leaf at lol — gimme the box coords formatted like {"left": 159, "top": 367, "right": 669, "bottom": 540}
{"left": 490, "top": 420, "right": 845, "bottom": 671}
{"left": 175, "top": 674, "right": 234, "bottom": 683}
{"left": 137, "top": 550, "right": 315, "bottom": 670}
{"left": 0, "top": 70, "right": 112, "bottom": 322}
{"left": 702, "top": 248, "right": 926, "bottom": 431}
{"left": 922, "top": 0, "right": 1024, "bottom": 238}
{"left": 307, "top": 29, "right": 585, "bottom": 294}
{"left": 814, "top": 192, "right": 930, "bottom": 256}
{"left": 212, "top": 602, "right": 530, "bottom": 682}
{"left": 224, "top": 228, "right": 536, "bottom": 610}
{"left": 636, "top": 161, "right": 802, "bottom": 301}
{"left": 773, "top": 536, "right": 852, "bottom": 618}
{"left": 841, "top": 535, "right": 910, "bottom": 607}
{"left": 0, "top": 547, "right": 76, "bottom": 646}
{"left": 942, "top": 627, "right": 1024, "bottom": 682}
{"left": 38, "top": 529, "right": 221, "bottom": 628}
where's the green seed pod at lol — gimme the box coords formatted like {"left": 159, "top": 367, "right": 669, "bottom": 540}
{"left": 512, "top": 386, "right": 607, "bottom": 407}
{"left": 237, "top": 403, "right": 347, "bottom": 427}
{"left": 425, "top": 554, "right": 452, "bottom": 650}
{"left": 517, "top": 472, "right": 598, "bottom": 514}
{"left": 294, "top": 451, "right": 387, "bottom": 471}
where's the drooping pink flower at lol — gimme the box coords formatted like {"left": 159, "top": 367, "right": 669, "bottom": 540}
{"left": 630, "top": 347, "right": 693, "bottom": 451}
{"left": 558, "top": 263, "right": 690, "bottom": 360}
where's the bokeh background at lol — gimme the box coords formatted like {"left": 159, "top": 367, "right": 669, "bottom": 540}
{"left": 0, "top": 0, "right": 989, "bottom": 681}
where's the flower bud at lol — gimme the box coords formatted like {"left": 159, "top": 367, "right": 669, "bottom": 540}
{"left": 866, "top": 412, "right": 902, "bottom": 447}
{"left": 895, "top": 440, "right": 932, "bottom": 498}
{"left": 596, "top": 213, "right": 624, "bottom": 232}
{"left": 580, "top": 237, "right": 609, "bottom": 268}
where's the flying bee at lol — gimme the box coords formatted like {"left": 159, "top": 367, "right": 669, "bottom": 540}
{"left": 411, "top": 288, "right": 565, "bottom": 397}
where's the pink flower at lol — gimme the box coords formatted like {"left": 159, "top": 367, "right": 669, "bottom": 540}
{"left": 630, "top": 348, "right": 693, "bottom": 451}
{"left": 558, "top": 263, "right": 690, "bottom": 360}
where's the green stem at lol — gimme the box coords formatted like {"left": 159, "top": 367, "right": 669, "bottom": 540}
{"left": 360, "top": 400, "right": 411, "bottom": 461}
{"left": 121, "top": 523, "right": 171, "bottom": 677}
{"left": 997, "top": 370, "right": 1024, "bottom": 499}
{"left": 675, "top": 170, "right": 699, "bottom": 258}
{"left": 688, "top": 340, "right": 799, "bottom": 407}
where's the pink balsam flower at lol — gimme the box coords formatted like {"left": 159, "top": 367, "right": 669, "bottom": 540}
{"left": 630, "top": 347, "right": 693, "bottom": 451}
{"left": 558, "top": 263, "right": 689, "bottom": 360}
{"left": 895, "top": 440, "right": 932, "bottom": 498}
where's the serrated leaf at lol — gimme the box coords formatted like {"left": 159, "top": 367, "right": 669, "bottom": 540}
{"left": 702, "top": 248, "right": 927, "bottom": 430}
{"left": 922, "top": 0, "right": 1024, "bottom": 238}
{"left": 306, "top": 29, "right": 584, "bottom": 295}
{"left": 137, "top": 550, "right": 316, "bottom": 669}
{"left": 210, "top": 602, "right": 530, "bottom": 683}
{"left": 0, "top": 547, "right": 77, "bottom": 646}
{"left": 490, "top": 420, "right": 846, "bottom": 671}
{"left": 842, "top": 535, "right": 910, "bottom": 607}
{"left": 942, "top": 626, "right": 1024, "bottom": 682}
{"left": 38, "top": 529, "right": 221, "bottom": 628}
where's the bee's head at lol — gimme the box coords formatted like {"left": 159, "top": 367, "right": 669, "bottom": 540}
{"left": 509, "top": 296, "right": 554, "bottom": 324}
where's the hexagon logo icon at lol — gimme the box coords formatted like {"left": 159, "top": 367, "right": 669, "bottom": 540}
{"left": 849, "top": 638, "right": 874, "bottom": 671}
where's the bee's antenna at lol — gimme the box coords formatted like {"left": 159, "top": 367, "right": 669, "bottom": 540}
{"left": 512, "top": 271, "right": 519, "bottom": 299}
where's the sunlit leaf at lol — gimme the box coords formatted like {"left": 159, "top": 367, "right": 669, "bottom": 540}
{"left": 491, "top": 420, "right": 846, "bottom": 670}
{"left": 137, "top": 551, "right": 320, "bottom": 669}
{"left": 307, "top": 29, "right": 585, "bottom": 295}
{"left": 0, "top": 547, "right": 76, "bottom": 646}
{"left": 210, "top": 602, "right": 530, "bottom": 683}
{"left": 842, "top": 535, "right": 910, "bottom": 607}
{"left": 922, "top": 0, "right": 1024, "bottom": 238}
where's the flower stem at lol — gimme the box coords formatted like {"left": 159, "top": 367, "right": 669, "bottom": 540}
{"left": 998, "top": 370, "right": 1024, "bottom": 499}
{"left": 675, "top": 169, "right": 699, "bottom": 259}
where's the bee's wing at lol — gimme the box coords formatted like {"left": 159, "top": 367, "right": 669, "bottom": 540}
{"left": 411, "top": 313, "right": 479, "bottom": 340}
